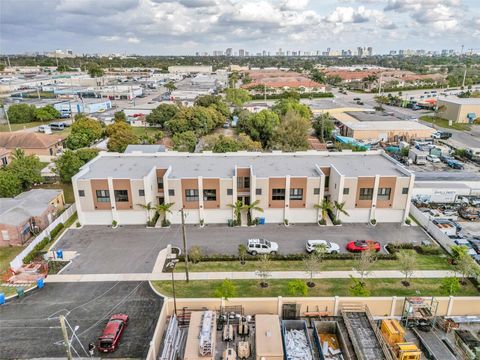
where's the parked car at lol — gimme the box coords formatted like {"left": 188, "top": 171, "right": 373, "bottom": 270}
{"left": 432, "top": 131, "right": 452, "bottom": 140}
{"left": 97, "top": 314, "right": 129, "bottom": 353}
{"left": 426, "top": 154, "right": 441, "bottom": 163}
{"left": 49, "top": 122, "right": 65, "bottom": 131}
{"left": 247, "top": 238, "right": 278, "bottom": 255}
{"left": 353, "top": 97, "right": 361, "bottom": 101}
{"left": 446, "top": 159, "right": 464, "bottom": 170}
{"left": 346, "top": 240, "right": 380, "bottom": 252}
{"left": 38, "top": 125, "right": 52, "bottom": 134}
{"left": 305, "top": 240, "right": 340, "bottom": 254}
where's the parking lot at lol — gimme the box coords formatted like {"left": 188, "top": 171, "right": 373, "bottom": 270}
{"left": 0, "top": 282, "right": 162, "bottom": 359}
{"left": 54, "top": 224, "right": 431, "bottom": 274}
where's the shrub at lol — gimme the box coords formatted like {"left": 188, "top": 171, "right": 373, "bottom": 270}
{"left": 284, "top": 219, "right": 289, "bottom": 225}
{"left": 23, "top": 237, "right": 50, "bottom": 264}
{"left": 189, "top": 246, "right": 203, "bottom": 264}
{"left": 214, "top": 279, "right": 237, "bottom": 299}
{"left": 112, "top": 220, "right": 118, "bottom": 227}
{"left": 415, "top": 245, "right": 442, "bottom": 255}
{"left": 76, "top": 222, "right": 81, "bottom": 228}
{"left": 349, "top": 276, "right": 371, "bottom": 296}
{"left": 287, "top": 279, "right": 308, "bottom": 296}
{"left": 405, "top": 218, "right": 411, "bottom": 225}
{"left": 49, "top": 223, "right": 64, "bottom": 239}
{"left": 370, "top": 219, "right": 377, "bottom": 225}
{"left": 318, "top": 219, "right": 326, "bottom": 225}
{"left": 332, "top": 218, "right": 342, "bottom": 225}
{"left": 161, "top": 219, "right": 171, "bottom": 227}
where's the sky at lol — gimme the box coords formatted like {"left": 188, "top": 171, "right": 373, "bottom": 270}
{"left": 1, "top": 0, "right": 480, "bottom": 56}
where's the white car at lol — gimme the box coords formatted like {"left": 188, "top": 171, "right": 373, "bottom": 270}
{"left": 426, "top": 154, "right": 441, "bottom": 163}
{"left": 305, "top": 240, "right": 340, "bottom": 254}
{"left": 247, "top": 238, "right": 279, "bottom": 255}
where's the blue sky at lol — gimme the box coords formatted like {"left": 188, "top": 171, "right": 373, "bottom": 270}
{"left": 1, "top": 0, "right": 479, "bottom": 55}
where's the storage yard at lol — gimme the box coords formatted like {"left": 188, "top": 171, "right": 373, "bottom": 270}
{"left": 157, "top": 299, "right": 480, "bottom": 360}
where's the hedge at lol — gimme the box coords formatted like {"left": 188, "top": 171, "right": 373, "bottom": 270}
{"left": 22, "top": 223, "right": 65, "bottom": 264}
{"left": 178, "top": 252, "right": 397, "bottom": 262}
{"left": 251, "top": 92, "right": 334, "bottom": 100}
{"left": 386, "top": 243, "right": 443, "bottom": 256}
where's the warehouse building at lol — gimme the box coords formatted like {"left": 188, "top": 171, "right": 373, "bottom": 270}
{"left": 72, "top": 150, "right": 414, "bottom": 226}
{"left": 437, "top": 98, "right": 480, "bottom": 124}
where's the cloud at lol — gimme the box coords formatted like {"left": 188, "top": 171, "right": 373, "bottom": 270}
{"left": 325, "top": 6, "right": 383, "bottom": 23}
{"left": 127, "top": 36, "right": 141, "bottom": 43}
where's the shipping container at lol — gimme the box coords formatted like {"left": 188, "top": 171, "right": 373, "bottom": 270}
{"left": 312, "top": 321, "right": 354, "bottom": 360}
{"left": 255, "top": 314, "right": 284, "bottom": 360}
{"left": 281, "top": 320, "right": 314, "bottom": 360}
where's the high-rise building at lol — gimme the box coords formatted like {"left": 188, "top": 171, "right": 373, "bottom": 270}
{"left": 262, "top": 50, "right": 266, "bottom": 56}
{"left": 225, "top": 48, "right": 232, "bottom": 56}
{"left": 367, "top": 47, "right": 373, "bottom": 56}
{"left": 238, "top": 49, "right": 245, "bottom": 56}
{"left": 357, "top": 47, "right": 363, "bottom": 57}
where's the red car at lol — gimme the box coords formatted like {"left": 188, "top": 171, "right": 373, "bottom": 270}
{"left": 97, "top": 314, "right": 129, "bottom": 353}
{"left": 346, "top": 240, "right": 381, "bottom": 253}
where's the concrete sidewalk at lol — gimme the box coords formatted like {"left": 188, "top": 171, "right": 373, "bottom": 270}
{"left": 45, "top": 269, "right": 457, "bottom": 283}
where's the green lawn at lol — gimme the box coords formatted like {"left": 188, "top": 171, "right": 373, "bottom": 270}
{"left": 152, "top": 278, "right": 479, "bottom": 298}
{"left": 420, "top": 115, "right": 471, "bottom": 131}
{"left": 0, "top": 284, "right": 35, "bottom": 297}
{"left": 0, "top": 121, "right": 48, "bottom": 132}
{"left": 33, "top": 183, "right": 75, "bottom": 204}
{"left": 0, "top": 246, "right": 24, "bottom": 274}
{"left": 131, "top": 126, "right": 163, "bottom": 137}
{"left": 175, "top": 250, "right": 452, "bottom": 272}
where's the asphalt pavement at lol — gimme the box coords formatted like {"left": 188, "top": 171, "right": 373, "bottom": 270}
{"left": 0, "top": 282, "right": 163, "bottom": 359}
{"left": 54, "top": 223, "right": 431, "bottom": 274}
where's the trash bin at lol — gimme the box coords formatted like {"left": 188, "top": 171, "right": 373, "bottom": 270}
{"left": 56, "top": 249, "right": 63, "bottom": 259}
{"left": 37, "top": 278, "right": 44, "bottom": 289}
{"left": 258, "top": 217, "right": 266, "bottom": 225}
{"left": 0, "top": 293, "right": 5, "bottom": 305}
{"left": 17, "top": 287, "right": 25, "bottom": 298}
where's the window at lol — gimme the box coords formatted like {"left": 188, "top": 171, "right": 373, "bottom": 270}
{"left": 157, "top": 178, "right": 164, "bottom": 190}
{"left": 313, "top": 188, "right": 320, "bottom": 195}
{"left": 168, "top": 189, "right": 175, "bottom": 196}
{"left": 114, "top": 190, "right": 129, "bottom": 202}
{"left": 96, "top": 190, "right": 110, "bottom": 203}
{"left": 185, "top": 189, "right": 199, "bottom": 202}
{"left": 78, "top": 190, "right": 85, "bottom": 197}
{"left": 1, "top": 157, "right": 8, "bottom": 166}
{"left": 402, "top": 187, "right": 409, "bottom": 195}
{"left": 237, "top": 176, "right": 250, "bottom": 189}
{"left": 256, "top": 188, "right": 262, "bottom": 195}
{"left": 324, "top": 176, "right": 330, "bottom": 189}
{"left": 139, "top": 189, "right": 145, "bottom": 196}
{"left": 290, "top": 188, "right": 303, "bottom": 201}
{"left": 227, "top": 188, "right": 233, "bottom": 196}
{"left": 343, "top": 188, "right": 349, "bottom": 195}
{"left": 272, "top": 188, "right": 285, "bottom": 201}
{"left": 359, "top": 188, "right": 373, "bottom": 200}
{"left": 203, "top": 189, "right": 217, "bottom": 201}
{"left": 377, "top": 188, "right": 391, "bottom": 201}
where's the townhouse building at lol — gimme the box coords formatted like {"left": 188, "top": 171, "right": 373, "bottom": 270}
{"left": 72, "top": 150, "right": 414, "bottom": 226}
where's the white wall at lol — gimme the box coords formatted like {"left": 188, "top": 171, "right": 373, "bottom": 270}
{"left": 375, "top": 209, "right": 405, "bottom": 223}
{"left": 339, "top": 208, "right": 370, "bottom": 223}
{"left": 82, "top": 211, "right": 113, "bottom": 225}
{"left": 116, "top": 211, "right": 148, "bottom": 224}
{"left": 262, "top": 208, "right": 284, "bottom": 223}
{"left": 203, "top": 209, "right": 231, "bottom": 224}
{"left": 287, "top": 209, "right": 317, "bottom": 223}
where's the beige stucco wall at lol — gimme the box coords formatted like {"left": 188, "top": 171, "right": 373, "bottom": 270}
{"left": 392, "top": 177, "right": 410, "bottom": 210}
{"left": 219, "top": 178, "right": 234, "bottom": 208}
{"left": 76, "top": 179, "right": 94, "bottom": 211}
{"left": 130, "top": 179, "right": 145, "bottom": 211}
{"left": 438, "top": 99, "right": 480, "bottom": 123}
{"left": 255, "top": 178, "right": 270, "bottom": 210}
{"left": 342, "top": 178, "right": 358, "bottom": 209}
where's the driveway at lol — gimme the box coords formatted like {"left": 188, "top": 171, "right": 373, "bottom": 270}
{"left": 54, "top": 224, "right": 430, "bottom": 274}
{"left": 0, "top": 282, "right": 162, "bottom": 359}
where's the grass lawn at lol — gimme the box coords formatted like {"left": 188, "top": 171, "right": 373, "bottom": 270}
{"left": 0, "top": 121, "right": 47, "bottom": 132}
{"left": 33, "top": 183, "right": 75, "bottom": 204}
{"left": 0, "top": 246, "right": 24, "bottom": 274}
{"left": 420, "top": 115, "right": 471, "bottom": 131}
{"left": 152, "top": 278, "right": 479, "bottom": 298}
{"left": 131, "top": 126, "right": 163, "bottom": 137}
{"left": 175, "top": 250, "right": 452, "bottom": 272}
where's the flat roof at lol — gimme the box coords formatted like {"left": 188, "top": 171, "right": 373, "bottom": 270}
{"left": 344, "top": 121, "right": 435, "bottom": 132}
{"left": 438, "top": 97, "right": 480, "bottom": 105}
{"left": 76, "top": 151, "right": 410, "bottom": 180}
{"left": 414, "top": 182, "right": 471, "bottom": 189}
{"left": 255, "top": 314, "right": 284, "bottom": 357}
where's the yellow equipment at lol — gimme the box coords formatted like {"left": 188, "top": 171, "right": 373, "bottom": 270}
{"left": 381, "top": 319, "right": 405, "bottom": 346}
{"left": 393, "top": 343, "right": 422, "bottom": 360}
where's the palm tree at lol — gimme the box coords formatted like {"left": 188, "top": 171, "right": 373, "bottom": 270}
{"left": 334, "top": 201, "right": 349, "bottom": 220}
{"left": 314, "top": 199, "right": 333, "bottom": 224}
{"left": 137, "top": 202, "right": 155, "bottom": 224}
{"left": 434, "top": 104, "right": 447, "bottom": 129}
{"left": 244, "top": 199, "right": 263, "bottom": 226}
{"left": 155, "top": 202, "right": 174, "bottom": 226}
{"left": 228, "top": 200, "right": 244, "bottom": 226}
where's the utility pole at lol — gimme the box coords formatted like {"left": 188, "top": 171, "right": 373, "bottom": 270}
{"left": 3, "top": 105, "right": 12, "bottom": 132}
{"left": 59, "top": 315, "right": 73, "bottom": 360}
{"left": 462, "top": 67, "right": 467, "bottom": 88}
{"left": 180, "top": 208, "right": 189, "bottom": 282}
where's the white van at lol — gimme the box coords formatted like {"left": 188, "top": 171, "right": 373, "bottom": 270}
{"left": 49, "top": 122, "right": 65, "bottom": 131}
{"left": 38, "top": 125, "right": 52, "bottom": 134}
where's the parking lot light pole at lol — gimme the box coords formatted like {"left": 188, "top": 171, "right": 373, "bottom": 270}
{"left": 169, "top": 259, "right": 179, "bottom": 316}
{"left": 180, "top": 208, "right": 190, "bottom": 282}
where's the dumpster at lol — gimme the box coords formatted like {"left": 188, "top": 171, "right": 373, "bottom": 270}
{"left": 56, "top": 249, "right": 63, "bottom": 259}
{"left": 37, "top": 278, "right": 44, "bottom": 289}
{"left": 258, "top": 217, "right": 266, "bottom": 225}
{"left": 0, "top": 293, "right": 5, "bottom": 305}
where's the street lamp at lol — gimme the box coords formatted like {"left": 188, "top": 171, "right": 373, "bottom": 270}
{"left": 166, "top": 259, "right": 179, "bottom": 316}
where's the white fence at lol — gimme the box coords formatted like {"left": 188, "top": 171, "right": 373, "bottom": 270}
{"left": 410, "top": 204, "right": 454, "bottom": 254}
{"left": 10, "top": 205, "right": 76, "bottom": 271}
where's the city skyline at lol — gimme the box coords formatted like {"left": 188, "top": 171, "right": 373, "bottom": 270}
{"left": 1, "top": 0, "right": 480, "bottom": 56}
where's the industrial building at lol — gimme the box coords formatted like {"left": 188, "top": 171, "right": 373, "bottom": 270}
{"left": 72, "top": 150, "right": 414, "bottom": 226}
{"left": 437, "top": 98, "right": 480, "bottom": 124}
{"left": 167, "top": 65, "right": 213, "bottom": 74}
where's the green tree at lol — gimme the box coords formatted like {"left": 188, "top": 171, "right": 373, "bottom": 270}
{"left": 164, "top": 81, "right": 177, "bottom": 92}
{"left": 244, "top": 199, "right": 263, "bottom": 226}
{"left": 34, "top": 105, "right": 60, "bottom": 121}
{"left": 354, "top": 249, "right": 377, "bottom": 283}
{"left": 172, "top": 131, "right": 197, "bottom": 152}
{"left": 325, "top": 75, "right": 342, "bottom": 85}
{"left": 238, "top": 244, "right": 248, "bottom": 265}
{"left": 214, "top": 279, "right": 237, "bottom": 299}
{"left": 76, "top": 148, "right": 99, "bottom": 163}
{"left": 67, "top": 115, "right": 104, "bottom": 149}
{"left": 237, "top": 109, "right": 280, "bottom": 148}
{"left": 314, "top": 199, "right": 333, "bottom": 225}
{"left": 225, "top": 88, "right": 252, "bottom": 106}
{"left": 272, "top": 98, "right": 312, "bottom": 119}
{"left": 440, "top": 277, "right": 461, "bottom": 296}
{"left": 155, "top": 202, "right": 174, "bottom": 227}
{"left": 310, "top": 68, "right": 326, "bottom": 83}
{"left": 397, "top": 251, "right": 416, "bottom": 286}
{"left": 255, "top": 254, "right": 271, "bottom": 287}
{"left": 228, "top": 200, "right": 244, "bottom": 226}
{"left": 9, "top": 149, "right": 42, "bottom": 190}
{"left": 114, "top": 111, "right": 126, "bottom": 122}
{"left": 0, "top": 169, "right": 21, "bottom": 197}
{"left": 146, "top": 103, "right": 179, "bottom": 128}
{"left": 54, "top": 150, "right": 84, "bottom": 183}
{"left": 87, "top": 64, "right": 104, "bottom": 78}
{"left": 333, "top": 201, "right": 349, "bottom": 221}
{"left": 7, "top": 104, "right": 36, "bottom": 123}
{"left": 313, "top": 113, "right": 334, "bottom": 142}
{"left": 349, "top": 276, "right": 371, "bottom": 296}
{"left": 203, "top": 133, "right": 261, "bottom": 153}
{"left": 166, "top": 106, "right": 224, "bottom": 136}
{"left": 287, "top": 279, "right": 308, "bottom": 296}
{"left": 106, "top": 121, "right": 139, "bottom": 152}
{"left": 194, "top": 95, "right": 230, "bottom": 118}
{"left": 303, "top": 249, "right": 325, "bottom": 287}
{"left": 273, "top": 110, "right": 310, "bottom": 152}
{"left": 138, "top": 202, "right": 155, "bottom": 225}
{"left": 454, "top": 251, "right": 479, "bottom": 284}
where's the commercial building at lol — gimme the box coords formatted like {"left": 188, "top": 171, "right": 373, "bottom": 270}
{"left": 0, "top": 133, "right": 65, "bottom": 161}
{"left": 242, "top": 70, "right": 325, "bottom": 92}
{"left": 73, "top": 150, "right": 414, "bottom": 226}
{"left": 54, "top": 99, "right": 112, "bottom": 115}
{"left": 168, "top": 66, "right": 213, "bottom": 74}
{"left": 437, "top": 98, "right": 480, "bottom": 124}
{"left": 0, "top": 189, "right": 65, "bottom": 246}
